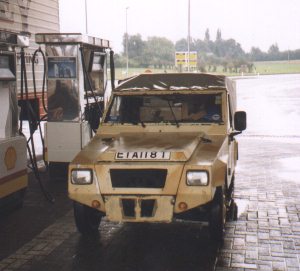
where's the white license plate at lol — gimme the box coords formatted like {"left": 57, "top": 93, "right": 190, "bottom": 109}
{"left": 115, "top": 151, "right": 170, "bottom": 160}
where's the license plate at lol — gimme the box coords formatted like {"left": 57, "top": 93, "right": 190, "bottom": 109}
{"left": 115, "top": 151, "right": 170, "bottom": 160}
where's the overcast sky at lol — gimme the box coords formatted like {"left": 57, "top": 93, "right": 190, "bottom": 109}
{"left": 59, "top": 0, "right": 300, "bottom": 54}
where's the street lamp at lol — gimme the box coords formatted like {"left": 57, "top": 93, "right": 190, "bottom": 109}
{"left": 126, "top": 7, "right": 129, "bottom": 77}
{"left": 85, "top": 0, "right": 88, "bottom": 34}
{"left": 187, "top": 0, "right": 190, "bottom": 72}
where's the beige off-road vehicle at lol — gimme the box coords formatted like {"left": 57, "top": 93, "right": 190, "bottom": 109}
{"left": 68, "top": 73, "right": 246, "bottom": 240}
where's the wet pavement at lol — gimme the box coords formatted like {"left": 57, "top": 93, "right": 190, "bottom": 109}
{"left": 217, "top": 136, "right": 300, "bottom": 270}
{"left": 1, "top": 74, "right": 300, "bottom": 270}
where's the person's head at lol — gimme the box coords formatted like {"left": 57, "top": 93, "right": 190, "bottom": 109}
{"left": 188, "top": 97, "right": 205, "bottom": 114}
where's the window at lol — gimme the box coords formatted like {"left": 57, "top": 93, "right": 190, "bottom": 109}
{"left": 105, "top": 94, "right": 223, "bottom": 124}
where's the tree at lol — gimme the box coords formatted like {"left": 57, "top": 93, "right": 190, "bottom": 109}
{"left": 122, "top": 34, "right": 145, "bottom": 57}
{"left": 204, "top": 28, "right": 210, "bottom": 42}
{"left": 122, "top": 34, "right": 147, "bottom": 67}
{"left": 175, "top": 38, "right": 188, "bottom": 51}
{"left": 249, "top": 47, "right": 265, "bottom": 61}
{"left": 118, "top": 31, "right": 298, "bottom": 71}
{"left": 144, "top": 37, "right": 175, "bottom": 68}
{"left": 220, "top": 58, "right": 229, "bottom": 72}
{"left": 113, "top": 53, "right": 125, "bottom": 68}
{"left": 194, "top": 39, "right": 210, "bottom": 53}
{"left": 268, "top": 43, "right": 279, "bottom": 55}
{"left": 266, "top": 43, "right": 280, "bottom": 61}
{"left": 216, "top": 29, "right": 222, "bottom": 41}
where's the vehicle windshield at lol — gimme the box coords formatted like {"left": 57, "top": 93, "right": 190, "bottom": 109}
{"left": 104, "top": 93, "right": 223, "bottom": 124}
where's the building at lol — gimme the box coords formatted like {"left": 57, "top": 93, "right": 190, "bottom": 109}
{"left": 0, "top": 0, "right": 60, "bottom": 114}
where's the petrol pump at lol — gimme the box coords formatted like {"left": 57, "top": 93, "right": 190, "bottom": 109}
{"left": 35, "top": 33, "right": 112, "bottom": 178}
{"left": 0, "top": 30, "right": 29, "bottom": 207}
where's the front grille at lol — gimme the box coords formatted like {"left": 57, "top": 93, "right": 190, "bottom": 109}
{"left": 110, "top": 169, "right": 167, "bottom": 188}
{"left": 121, "top": 199, "right": 135, "bottom": 217}
{"left": 141, "top": 199, "right": 156, "bottom": 217}
{"left": 121, "top": 198, "right": 156, "bottom": 218}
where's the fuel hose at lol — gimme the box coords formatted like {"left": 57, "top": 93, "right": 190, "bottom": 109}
{"left": 79, "top": 46, "right": 103, "bottom": 132}
{"left": 110, "top": 50, "right": 115, "bottom": 90}
{"left": 19, "top": 48, "right": 54, "bottom": 203}
{"left": 31, "top": 47, "right": 48, "bottom": 165}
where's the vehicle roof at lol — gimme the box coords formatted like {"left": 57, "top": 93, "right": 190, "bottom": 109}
{"left": 115, "top": 73, "right": 229, "bottom": 91}
{"left": 114, "top": 72, "right": 237, "bottom": 116}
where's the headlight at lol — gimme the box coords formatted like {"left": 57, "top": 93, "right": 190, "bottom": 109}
{"left": 71, "top": 169, "right": 93, "bottom": 184}
{"left": 186, "top": 171, "right": 208, "bottom": 186}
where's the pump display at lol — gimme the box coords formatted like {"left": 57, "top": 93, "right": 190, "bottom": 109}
{"left": 35, "top": 33, "right": 112, "bottom": 178}
{"left": 0, "top": 29, "right": 29, "bottom": 207}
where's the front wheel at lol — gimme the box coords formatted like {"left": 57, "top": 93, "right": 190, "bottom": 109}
{"left": 209, "top": 186, "right": 226, "bottom": 242}
{"left": 73, "top": 201, "right": 102, "bottom": 235}
{"left": 227, "top": 200, "right": 238, "bottom": 221}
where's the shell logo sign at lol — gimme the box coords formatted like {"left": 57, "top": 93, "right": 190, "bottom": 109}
{"left": 4, "top": 146, "right": 17, "bottom": 170}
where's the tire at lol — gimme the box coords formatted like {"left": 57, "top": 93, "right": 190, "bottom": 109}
{"left": 209, "top": 186, "right": 226, "bottom": 242}
{"left": 231, "top": 201, "right": 238, "bottom": 221}
{"left": 227, "top": 173, "right": 235, "bottom": 199}
{"left": 227, "top": 200, "right": 238, "bottom": 221}
{"left": 73, "top": 201, "right": 102, "bottom": 235}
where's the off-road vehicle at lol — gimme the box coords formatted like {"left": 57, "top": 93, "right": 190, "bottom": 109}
{"left": 68, "top": 73, "right": 246, "bottom": 240}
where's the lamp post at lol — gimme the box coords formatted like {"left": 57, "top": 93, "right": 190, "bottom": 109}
{"left": 126, "top": 7, "right": 129, "bottom": 77}
{"left": 85, "top": 0, "right": 88, "bottom": 34}
{"left": 187, "top": 0, "right": 190, "bottom": 72}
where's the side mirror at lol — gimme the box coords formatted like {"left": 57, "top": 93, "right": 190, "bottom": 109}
{"left": 234, "top": 111, "right": 247, "bottom": 131}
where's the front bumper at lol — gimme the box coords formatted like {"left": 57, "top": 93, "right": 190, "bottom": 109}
{"left": 69, "top": 163, "right": 214, "bottom": 221}
{"left": 105, "top": 195, "right": 174, "bottom": 222}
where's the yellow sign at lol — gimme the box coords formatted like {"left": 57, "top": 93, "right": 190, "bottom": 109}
{"left": 4, "top": 146, "right": 17, "bottom": 170}
{"left": 189, "top": 53, "right": 197, "bottom": 60}
{"left": 175, "top": 53, "right": 186, "bottom": 60}
{"left": 175, "top": 51, "right": 197, "bottom": 68}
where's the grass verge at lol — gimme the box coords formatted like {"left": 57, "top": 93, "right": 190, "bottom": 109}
{"left": 113, "top": 60, "right": 300, "bottom": 80}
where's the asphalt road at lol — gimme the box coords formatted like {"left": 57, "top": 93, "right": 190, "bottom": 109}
{"left": 1, "top": 74, "right": 300, "bottom": 271}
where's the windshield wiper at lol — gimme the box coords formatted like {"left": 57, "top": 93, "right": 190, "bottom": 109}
{"left": 136, "top": 115, "right": 145, "bottom": 128}
{"left": 200, "top": 136, "right": 212, "bottom": 143}
{"left": 167, "top": 100, "right": 179, "bottom": 128}
{"left": 129, "top": 117, "right": 146, "bottom": 128}
{"left": 139, "top": 120, "right": 146, "bottom": 128}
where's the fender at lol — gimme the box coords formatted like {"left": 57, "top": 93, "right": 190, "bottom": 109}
{"left": 211, "top": 158, "right": 227, "bottom": 187}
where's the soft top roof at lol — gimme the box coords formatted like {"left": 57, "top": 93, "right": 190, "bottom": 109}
{"left": 115, "top": 73, "right": 227, "bottom": 91}
{"left": 114, "top": 72, "right": 237, "bottom": 117}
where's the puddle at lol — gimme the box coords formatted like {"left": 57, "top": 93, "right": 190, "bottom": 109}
{"left": 275, "top": 156, "right": 300, "bottom": 181}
